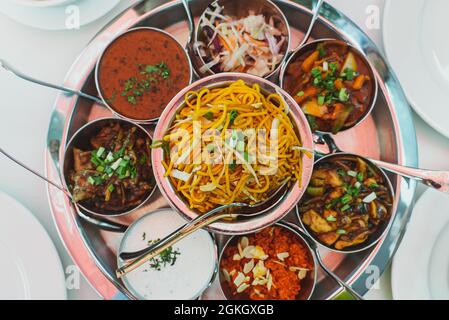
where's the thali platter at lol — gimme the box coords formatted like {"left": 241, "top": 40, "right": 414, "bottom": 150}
{"left": 45, "top": 0, "right": 418, "bottom": 300}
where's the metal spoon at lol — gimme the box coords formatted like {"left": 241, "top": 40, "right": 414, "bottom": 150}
{"left": 116, "top": 182, "right": 289, "bottom": 277}
{"left": 119, "top": 180, "right": 289, "bottom": 261}
{"left": 293, "top": 220, "right": 364, "bottom": 300}
{"left": 0, "top": 59, "right": 103, "bottom": 104}
{"left": 0, "top": 147, "right": 127, "bottom": 233}
{"left": 297, "top": 0, "right": 325, "bottom": 49}
{"left": 317, "top": 133, "right": 449, "bottom": 193}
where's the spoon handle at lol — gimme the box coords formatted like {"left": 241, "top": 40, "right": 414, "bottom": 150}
{"left": 119, "top": 203, "right": 238, "bottom": 260}
{"left": 0, "top": 147, "right": 70, "bottom": 197}
{"left": 116, "top": 211, "right": 236, "bottom": 278}
{"left": 314, "top": 249, "right": 364, "bottom": 300}
{"left": 182, "top": 0, "right": 195, "bottom": 45}
{"left": 0, "top": 147, "right": 128, "bottom": 233}
{"left": 297, "top": 0, "right": 325, "bottom": 49}
{"left": 370, "top": 159, "right": 449, "bottom": 193}
{"left": 0, "top": 59, "right": 103, "bottom": 104}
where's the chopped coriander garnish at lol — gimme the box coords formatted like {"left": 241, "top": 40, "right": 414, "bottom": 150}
{"left": 317, "top": 44, "right": 326, "bottom": 57}
{"left": 317, "top": 96, "right": 325, "bottom": 105}
{"left": 326, "top": 215, "right": 337, "bottom": 222}
{"left": 341, "top": 204, "right": 351, "bottom": 212}
{"left": 204, "top": 112, "right": 214, "bottom": 120}
{"left": 127, "top": 95, "right": 137, "bottom": 105}
{"left": 340, "top": 194, "right": 352, "bottom": 205}
{"left": 338, "top": 88, "right": 350, "bottom": 102}
{"left": 147, "top": 239, "right": 181, "bottom": 271}
{"left": 296, "top": 91, "right": 305, "bottom": 97}
{"left": 229, "top": 109, "right": 239, "bottom": 125}
{"left": 357, "top": 172, "right": 364, "bottom": 182}
{"left": 336, "top": 229, "right": 347, "bottom": 235}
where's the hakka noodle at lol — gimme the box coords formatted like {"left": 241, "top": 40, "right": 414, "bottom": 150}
{"left": 155, "top": 80, "right": 309, "bottom": 213}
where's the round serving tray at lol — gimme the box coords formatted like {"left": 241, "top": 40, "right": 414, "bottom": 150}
{"left": 45, "top": 0, "right": 418, "bottom": 300}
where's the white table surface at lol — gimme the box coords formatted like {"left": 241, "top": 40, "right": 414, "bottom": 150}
{"left": 0, "top": 0, "right": 448, "bottom": 300}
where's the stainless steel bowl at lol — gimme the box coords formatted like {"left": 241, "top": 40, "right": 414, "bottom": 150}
{"left": 61, "top": 117, "right": 157, "bottom": 217}
{"left": 296, "top": 152, "right": 395, "bottom": 254}
{"left": 117, "top": 208, "right": 219, "bottom": 300}
{"left": 151, "top": 72, "right": 315, "bottom": 234}
{"left": 95, "top": 27, "right": 194, "bottom": 124}
{"left": 279, "top": 38, "right": 379, "bottom": 134}
{"left": 218, "top": 222, "right": 317, "bottom": 300}
{"left": 188, "top": 0, "right": 291, "bottom": 79}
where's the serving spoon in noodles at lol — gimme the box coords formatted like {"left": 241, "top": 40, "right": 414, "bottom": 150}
{"left": 116, "top": 181, "right": 289, "bottom": 277}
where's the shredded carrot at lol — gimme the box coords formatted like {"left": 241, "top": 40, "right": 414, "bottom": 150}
{"left": 301, "top": 50, "right": 320, "bottom": 72}
{"left": 352, "top": 75, "right": 366, "bottom": 90}
{"left": 294, "top": 86, "right": 318, "bottom": 104}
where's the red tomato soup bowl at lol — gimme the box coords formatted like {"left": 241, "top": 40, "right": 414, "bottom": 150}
{"left": 151, "top": 73, "right": 315, "bottom": 235}
{"left": 95, "top": 27, "right": 193, "bottom": 123}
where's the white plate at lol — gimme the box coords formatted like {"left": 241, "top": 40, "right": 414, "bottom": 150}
{"left": 0, "top": 191, "right": 66, "bottom": 300}
{"left": 391, "top": 189, "right": 449, "bottom": 300}
{"left": 0, "top": 0, "right": 120, "bottom": 30}
{"left": 383, "top": 0, "right": 449, "bottom": 138}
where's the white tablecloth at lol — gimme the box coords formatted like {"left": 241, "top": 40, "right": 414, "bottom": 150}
{"left": 1, "top": 0, "right": 448, "bottom": 300}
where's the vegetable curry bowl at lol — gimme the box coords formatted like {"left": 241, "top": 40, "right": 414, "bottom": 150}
{"left": 297, "top": 153, "right": 395, "bottom": 253}
{"left": 281, "top": 39, "right": 378, "bottom": 134}
{"left": 96, "top": 27, "right": 193, "bottom": 122}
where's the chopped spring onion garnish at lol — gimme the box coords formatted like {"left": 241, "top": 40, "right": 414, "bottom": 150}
{"left": 362, "top": 192, "right": 377, "bottom": 203}
{"left": 347, "top": 170, "right": 358, "bottom": 177}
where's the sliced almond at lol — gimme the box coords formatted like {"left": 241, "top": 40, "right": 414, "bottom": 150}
{"left": 237, "top": 283, "right": 250, "bottom": 293}
{"left": 240, "top": 236, "right": 249, "bottom": 249}
{"left": 252, "top": 246, "right": 267, "bottom": 260}
{"left": 289, "top": 266, "right": 310, "bottom": 272}
{"left": 252, "top": 260, "right": 267, "bottom": 278}
{"left": 276, "top": 252, "right": 289, "bottom": 261}
{"left": 233, "top": 272, "right": 246, "bottom": 287}
{"left": 233, "top": 253, "right": 242, "bottom": 261}
{"left": 298, "top": 269, "right": 308, "bottom": 280}
{"left": 229, "top": 269, "right": 236, "bottom": 276}
{"left": 252, "top": 278, "right": 268, "bottom": 286}
{"left": 237, "top": 243, "right": 244, "bottom": 257}
{"left": 243, "top": 259, "right": 255, "bottom": 274}
{"left": 222, "top": 269, "right": 231, "bottom": 282}
{"left": 242, "top": 245, "right": 256, "bottom": 259}
{"left": 272, "top": 260, "right": 286, "bottom": 267}
{"left": 267, "top": 274, "right": 273, "bottom": 291}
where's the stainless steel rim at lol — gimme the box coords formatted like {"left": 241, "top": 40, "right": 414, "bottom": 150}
{"left": 61, "top": 117, "right": 157, "bottom": 218}
{"left": 94, "top": 26, "right": 194, "bottom": 124}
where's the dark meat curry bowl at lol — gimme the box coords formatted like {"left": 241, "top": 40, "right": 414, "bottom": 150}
{"left": 296, "top": 153, "right": 395, "bottom": 254}
{"left": 62, "top": 118, "right": 156, "bottom": 217}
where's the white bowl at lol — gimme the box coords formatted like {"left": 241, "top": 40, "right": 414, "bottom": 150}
{"left": 8, "top": 0, "right": 75, "bottom": 7}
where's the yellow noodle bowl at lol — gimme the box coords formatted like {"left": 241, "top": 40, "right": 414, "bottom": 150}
{"left": 160, "top": 80, "right": 306, "bottom": 213}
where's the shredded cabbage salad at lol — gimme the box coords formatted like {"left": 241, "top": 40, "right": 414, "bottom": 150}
{"left": 197, "top": 3, "right": 287, "bottom": 77}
